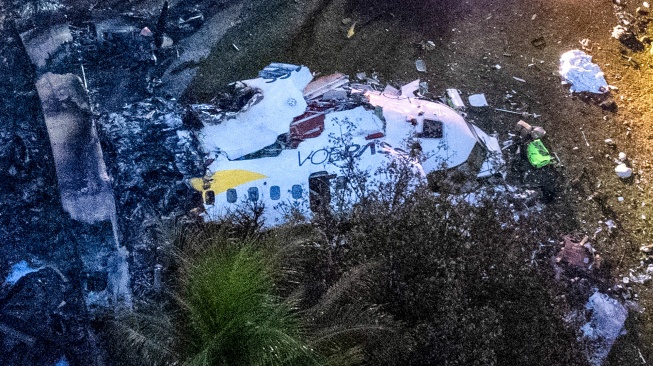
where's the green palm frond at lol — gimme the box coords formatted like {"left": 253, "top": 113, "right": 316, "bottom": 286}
{"left": 177, "top": 240, "right": 324, "bottom": 366}
{"left": 106, "top": 309, "right": 178, "bottom": 366}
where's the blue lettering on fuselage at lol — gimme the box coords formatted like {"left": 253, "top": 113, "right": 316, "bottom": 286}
{"left": 298, "top": 141, "right": 377, "bottom": 166}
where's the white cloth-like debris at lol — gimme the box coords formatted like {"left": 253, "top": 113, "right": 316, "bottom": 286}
{"left": 615, "top": 163, "right": 633, "bottom": 179}
{"left": 580, "top": 292, "right": 628, "bottom": 366}
{"left": 559, "top": 50, "right": 609, "bottom": 94}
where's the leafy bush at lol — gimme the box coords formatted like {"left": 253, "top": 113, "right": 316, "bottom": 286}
{"left": 338, "top": 187, "right": 586, "bottom": 366}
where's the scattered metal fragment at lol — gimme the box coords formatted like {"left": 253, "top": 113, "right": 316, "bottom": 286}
{"left": 415, "top": 59, "right": 427, "bottom": 72}
{"left": 581, "top": 130, "right": 590, "bottom": 147}
{"left": 468, "top": 93, "right": 488, "bottom": 107}
{"left": 553, "top": 151, "right": 563, "bottom": 166}
{"left": 494, "top": 108, "right": 540, "bottom": 118}
{"left": 446, "top": 88, "right": 465, "bottom": 110}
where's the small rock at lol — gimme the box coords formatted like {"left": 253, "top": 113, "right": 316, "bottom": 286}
{"left": 531, "top": 126, "right": 546, "bottom": 139}
{"left": 615, "top": 163, "right": 633, "bottom": 179}
{"left": 341, "top": 18, "right": 352, "bottom": 25}
{"left": 161, "top": 35, "right": 174, "bottom": 48}
{"left": 599, "top": 99, "right": 618, "bottom": 112}
{"left": 623, "top": 276, "right": 630, "bottom": 284}
{"left": 604, "top": 138, "right": 616, "bottom": 147}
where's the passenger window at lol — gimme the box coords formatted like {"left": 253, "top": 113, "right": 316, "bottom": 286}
{"left": 248, "top": 187, "right": 259, "bottom": 201}
{"left": 291, "top": 185, "right": 302, "bottom": 199}
{"left": 270, "top": 186, "right": 281, "bottom": 200}
{"left": 226, "top": 189, "right": 237, "bottom": 203}
{"left": 204, "top": 190, "right": 215, "bottom": 205}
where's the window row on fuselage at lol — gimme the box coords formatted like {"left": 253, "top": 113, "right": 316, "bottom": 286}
{"left": 204, "top": 184, "right": 304, "bottom": 205}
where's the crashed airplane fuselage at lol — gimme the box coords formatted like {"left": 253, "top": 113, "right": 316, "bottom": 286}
{"left": 190, "top": 63, "right": 503, "bottom": 226}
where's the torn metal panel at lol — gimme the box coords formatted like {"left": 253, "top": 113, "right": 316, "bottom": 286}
{"left": 303, "top": 73, "right": 349, "bottom": 100}
{"left": 35, "top": 72, "right": 132, "bottom": 311}
{"left": 36, "top": 72, "right": 115, "bottom": 224}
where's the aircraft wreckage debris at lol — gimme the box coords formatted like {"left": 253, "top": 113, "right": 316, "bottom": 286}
{"left": 188, "top": 63, "right": 505, "bottom": 226}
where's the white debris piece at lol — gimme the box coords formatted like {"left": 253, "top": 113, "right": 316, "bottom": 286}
{"left": 618, "top": 152, "right": 627, "bottom": 162}
{"left": 559, "top": 50, "right": 609, "bottom": 94}
{"left": 415, "top": 59, "right": 427, "bottom": 72}
{"left": 323, "top": 106, "right": 384, "bottom": 138}
{"left": 630, "top": 273, "right": 651, "bottom": 284}
{"left": 468, "top": 93, "right": 488, "bottom": 107}
{"left": 611, "top": 25, "right": 629, "bottom": 42}
{"left": 5, "top": 260, "right": 40, "bottom": 285}
{"left": 580, "top": 292, "right": 628, "bottom": 366}
{"left": 200, "top": 66, "right": 310, "bottom": 159}
{"left": 446, "top": 89, "right": 465, "bottom": 110}
{"left": 400, "top": 80, "right": 420, "bottom": 97}
{"left": 615, "top": 163, "right": 633, "bottom": 179}
{"left": 366, "top": 91, "right": 497, "bottom": 173}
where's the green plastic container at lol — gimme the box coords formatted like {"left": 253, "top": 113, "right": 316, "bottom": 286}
{"left": 527, "top": 139, "right": 552, "bottom": 168}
